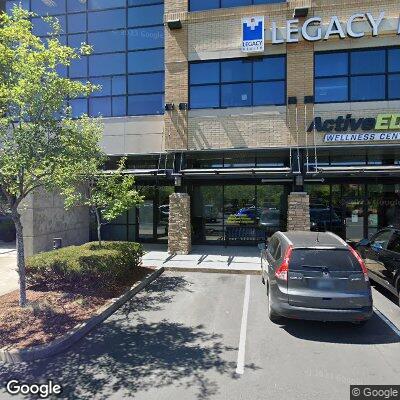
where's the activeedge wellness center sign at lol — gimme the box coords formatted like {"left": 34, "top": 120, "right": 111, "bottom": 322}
{"left": 242, "top": 11, "right": 400, "bottom": 52}
{"left": 308, "top": 114, "right": 400, "bottom": 143}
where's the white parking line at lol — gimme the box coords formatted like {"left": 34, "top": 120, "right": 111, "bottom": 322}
{"left": 373, "top": 307, "right": 400, "bottom": 337}
{"left": 236, "top": 275, "right": 251, "bottom": 375}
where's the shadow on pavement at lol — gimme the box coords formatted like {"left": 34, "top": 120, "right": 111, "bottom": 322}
{"left": 279, "top": 312, "right": 400, "bottom": 345}
{"left": 0, "top": 273, "right": 258, "bottom": 400}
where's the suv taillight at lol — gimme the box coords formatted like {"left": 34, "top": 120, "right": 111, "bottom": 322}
{"left": 349, "top": 246, "right": 369, "bottom": 282}
{"left": 275, "top": 245, "right": 293, "bottom": 281}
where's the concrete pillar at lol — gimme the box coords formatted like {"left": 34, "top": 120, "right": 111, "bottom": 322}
{"left": 287, "top": 192, "right": 310, "bottom": 231}
{"left": 168, "top": 193, "right": 191, "bottom": 255}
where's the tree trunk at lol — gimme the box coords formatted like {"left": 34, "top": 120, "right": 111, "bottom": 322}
{"left": 11, "top": 210, "right": 27, "bottom": 307}
{"left": 94, "top": 208, "right": 102, "bottom": 247}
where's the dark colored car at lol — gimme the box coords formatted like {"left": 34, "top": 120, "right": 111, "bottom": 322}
{"left": 356, "top": 227, "right": 400, "bottom": 307}
{"left": 260, "top": 231, "right": 373, "bottom": 324}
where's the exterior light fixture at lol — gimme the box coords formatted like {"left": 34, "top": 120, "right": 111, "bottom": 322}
{"left": 179, "top": 103, "right": 188, "bottom": 110}
{"left": 304, "top": 96, "right": 314, "bottom": 104}
{"left": 288, "top": 97, "right": 298, "bottom": 105}
{"left": 293, "top": 7, "right": 309, "bottom": 18}
{"left": 167, "top": 19, "right": 182, "bottom": 30}
{"left": 174, "top": 176, "right": 182, "bottom": 187}
{"left": 165, "top": 103, "right": 175, "bottom": 111}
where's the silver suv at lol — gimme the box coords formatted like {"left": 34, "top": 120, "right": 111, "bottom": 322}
{"left": 261, "top": 231, "right": 373, "bottom": 324}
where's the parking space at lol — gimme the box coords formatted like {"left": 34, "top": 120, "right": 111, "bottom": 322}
{"left": 0, "top": 271, "right": 399, "bottom": 400}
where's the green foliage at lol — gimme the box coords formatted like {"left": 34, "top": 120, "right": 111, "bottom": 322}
{"left": 26, "top": 241, "right": 144, "bottom": 289}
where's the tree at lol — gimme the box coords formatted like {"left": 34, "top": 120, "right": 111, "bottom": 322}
{"left": 0, "top": 6, "right": 104, "bottom": 306}
{"left": 64, "top": 158, "right": 143, "bottom": 247}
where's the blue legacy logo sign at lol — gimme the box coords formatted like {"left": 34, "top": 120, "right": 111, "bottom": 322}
{"left": 242, "top": 16, "right": 264, "bottom": 53}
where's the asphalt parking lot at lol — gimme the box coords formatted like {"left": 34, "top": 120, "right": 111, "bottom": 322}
{"left": 0, "top": 271, "right": 399, "bottom": 400}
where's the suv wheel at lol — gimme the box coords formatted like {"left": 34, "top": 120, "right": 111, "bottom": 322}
{"left": 267, "top": 282, "right": 280, "bottom": 323}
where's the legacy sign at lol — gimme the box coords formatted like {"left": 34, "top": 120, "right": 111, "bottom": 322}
{"left": 242, "top": 11, "right": 399, "bottom": 52}
{"left": 307, "top": 114, "right": 400, "bottom": 143}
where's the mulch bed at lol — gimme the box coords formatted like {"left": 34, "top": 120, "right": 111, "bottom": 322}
{"left": 0, "top": 267, "right": 153, "bottom": 350}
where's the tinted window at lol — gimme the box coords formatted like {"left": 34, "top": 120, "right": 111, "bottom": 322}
{"left": 68, "top": 33, "right": 85, "bottom": 49}
{"left": 388, "top": 49, "right": 400, "bottom": 73}
{"left": 190, "top": 0, "right": 219, "bottom": 11}
{"left": 389, "top": 74, "right": 400, "bottom": 100}
{"left": 89, "top": 97, "right": 112, "bottom": 117}
{"left": 128, "top": 26, "right": 164, "bottom": 50}
{"left": 274, "top": 243, "right": 282, "bottom": 260}
{"left": 88, "top": 9, "right": 125, "bottom": 31}
{"left": 89, "top": 53, "right": 126, "bottom": 76}
{"left": 351, "top": 50, "right": 386, "bottom": 74}
{"left": 190, "top": 62, "right": 220, "bottom": 85}
{"left": 253, "top": 81, "right": 285, "bottom": 106}
{"left": 315, "top": 77, "right": 348, "bottom": 103}
{"left": 32, "top": 16, "right": 66, "bottom": 36}
{"left": 267, "top": 237, "right": 279, "bottom": 259}
{"left": 128, "top": 49, "right": 164, "bottom": 73}
{"left": 89, "top": 31, "right": 126, "bottom": 53}
{"left": 387, "top": 234, "right": 400, "bottom": 253}
{"left": 70, "top": 57, "right": 87, "bottom": 78}
{"left": 128, "top": 4, "right": 164, "bottom": 27}
{"left": 351, "top": 75, "right": 385, "bottom": 101}
{"left": 32, "top": 0, "right": 65, "bottom": 15}
{"left": 111, "top": 76, "right": 127, "bottom": 95}
{"left": 289, "top": 249, "right": 361, "bottom": 272}
{"left": 221, "top": 60, "right": 252, "bottom": 83}
{"left": 67, "top": 13, "right": 86, "bottom": 34}
{"left": 221, "top": 83, "right": 252, "bottom": 107}
{"left": 112, "top": 96, "right": 127, "bottom": 116}
{"left": 128, "top": 94, "right": 164, "bottom": 115}
{"left": 371, "top": 230, "right": 392, "bottom": 250}
{"left": 67, "top": 0, "right": 86, "bottom": 12}
{"left": 88, "top": 0, "right": 125, "bottom": 10}
{"left": 253, "top": 57, "right": 285, "bottom": 81}
{"left": 70, "top": 98, "right": 87, "bottom": 117}
{"left": 190, "top": 85, "right": 219, "bottom": 109}
{"left": 315, "top": 53, "right": 348, "bottom": 77}
{"left": 128, "top": 73, "right": 164, "bottom": 94}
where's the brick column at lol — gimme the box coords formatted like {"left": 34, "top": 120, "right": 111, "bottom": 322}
{"left": 168, "top": 193, "right": 191, "bottom": 255}
{"left": 287, "top": 192, "right": 310, "bottom": 231}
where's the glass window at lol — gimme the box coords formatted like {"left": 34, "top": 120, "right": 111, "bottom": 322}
{"left": 221, "top": 83, "right": 252, "bottom": 107}
{"left": 89, "top": 31, "right": 126, "bottom": 53}
{"left": 67, "top": 0, "right": 86, "bottom": 12}
{"left": 32, "top": 16, "right": 66, "bottom": 36}
{"left": 315, "top": 52, "right": 348, "bottom": 77}
{"left": 90, "top": 77, "right": 111, "bottom": 97}
{"left": 88, "top": 9, "right": 125, "bottom": 31}
{"left": 89, "top": 53, "right": 126, "bottom": 76}
{"left": 70, "top": 98, "right": 87, "bottom": 117}
{"left": 315, "top": 77, "right": 348, "bottom": 103}
{"left": 6, "top": 0, "right": 30, "bottom": 13}
{"left": 32, "top": 0, "right": 66, "bottom": 15}
{"left": 190, "top": 85, "right": 219, "bottom": 109}
{"left": 253, "top": 57, "right": 285, "bottom": 81}
{"left": 112, "top": 76, "right": 127, "bottom": 96}
{"left": 128, "top": 4, "right": 164, "bottom": 27}
{"left": 129, "top": 0, "right": 164, "bottom": 5}
{"left": 89, "top": 97, "right": 112, "bottom": 117}
{"left": 128, "top": 93, "right": 164, "bottom": 115}
{"left": 128, "top": 72, "right": 164, "bottom": 94}
{"left": 190, "top": 0, "right": 219, "bottom": 11}
{"left": 190, "top": 62, "right": 219, "bottom": 85}
{"left": 128, "top": 26, "right": 164, "bottom": 50}
{"left": 351, "top": 75, "right": 385, "bottom": 101}
{"left": 68, "top": 33, "right": 85, "bottom": 49}
{"left": 221, "top": 0, "right": 251, "bottom": 7}
{"left": 389, "top": 49, "right": 400, "bottom": 73}
{"left": 67, "top": 13, "right": 86, "bottom": 34}
{"left": 88, "top": 0, "right": 125, "bottom": 10}
{"left": 253, "top": 81, "right": 285, "bottom": 106}
{"left": 70, "top": 57, "right": 87, "bottom": 78}
{"left": 387, "top": 234, "right": 400, "bottom": 253}
{"left": 389, "top": 74, "right": 400, "bottom": 100}
{"left": 351, "top": 50, "right": 386, "bottom": 75}
{"left": 221, "top": 60, "right": 252, "bottom": 83}
{"left": 128, "top": 49, "right": 164, "bottom": 73}
{"left": 371, "top": 230, "right": 392, "bottom": 250}
{"left": 112, "top": 96, "right": 127, "bottom": 117}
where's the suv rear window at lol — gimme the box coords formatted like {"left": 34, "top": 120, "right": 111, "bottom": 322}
{"left": 289, "top": 249, "right": 361, "bottom": 272}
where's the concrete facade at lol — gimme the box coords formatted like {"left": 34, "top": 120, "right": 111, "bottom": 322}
{"left": 20, "top": 189, "right": 89, "bottom": 256}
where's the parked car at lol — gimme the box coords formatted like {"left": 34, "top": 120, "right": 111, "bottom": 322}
{"left": 260, "top": 231, "right": 373, "bottom": 324}
{"left": 356, "top": 227, "right": 400, "bottom": 307}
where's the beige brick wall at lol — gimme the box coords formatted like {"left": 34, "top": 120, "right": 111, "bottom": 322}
{"left": 165, "top": 0, "right": 400, "bottom": 151}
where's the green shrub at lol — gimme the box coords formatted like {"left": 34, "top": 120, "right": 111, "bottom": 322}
{"left": 26, "top": 241, "right": 143, "bottom": 289}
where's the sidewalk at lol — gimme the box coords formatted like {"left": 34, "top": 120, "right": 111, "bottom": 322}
{"left": 0, "top": 242, "right": 18, "bottom": 297}
{"left": 142, "top": 244, "right": 261, "bottom": 274}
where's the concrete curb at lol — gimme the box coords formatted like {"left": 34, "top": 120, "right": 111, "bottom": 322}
{"left": 0, "top": 267, "right": 165, "bottom": 364}
{"left": 163, "top": 266, "right": 261, "bottom": 275}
